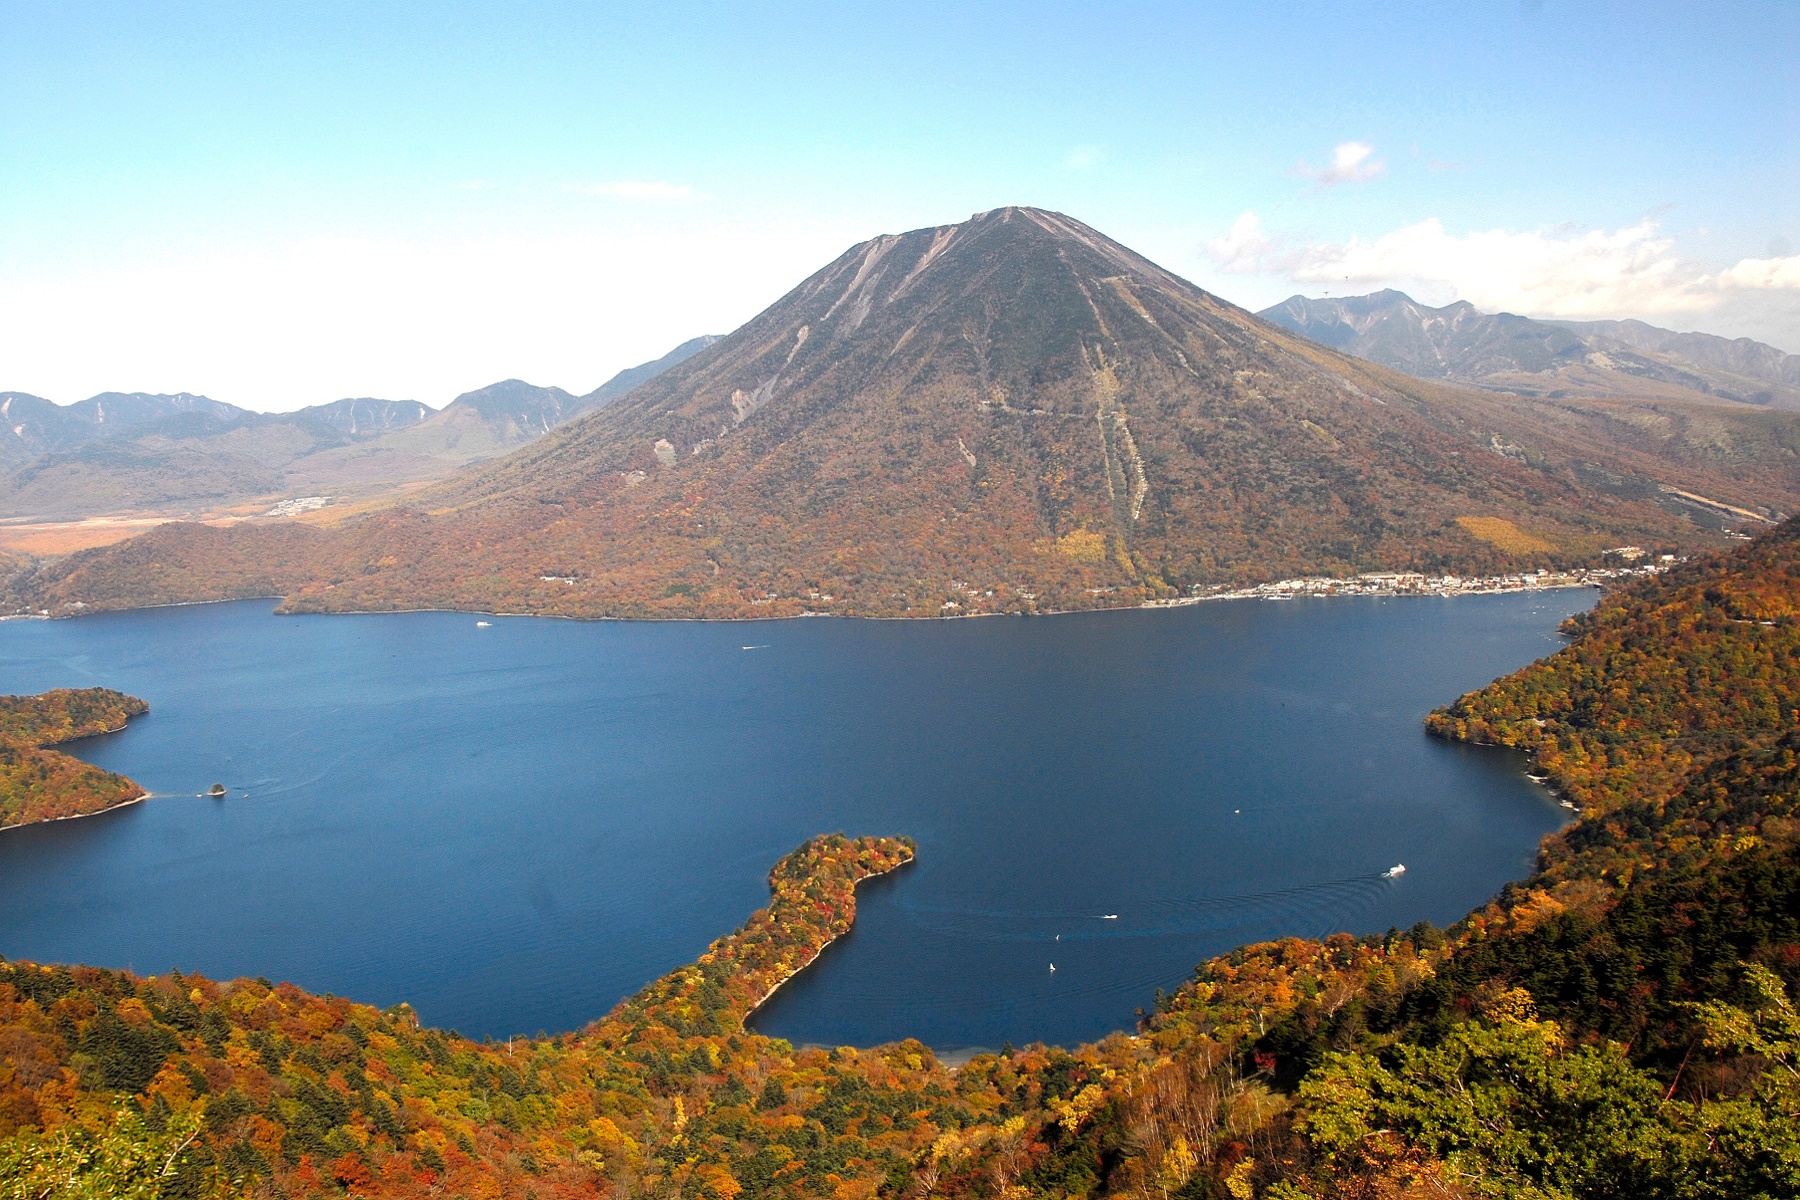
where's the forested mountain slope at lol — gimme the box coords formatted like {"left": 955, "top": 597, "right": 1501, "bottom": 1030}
{"left": 13, "top": 208, "right": 1768, "bottom": 620}
{"left": 6, "top": 521, "right": 1800, "bottom": 1198}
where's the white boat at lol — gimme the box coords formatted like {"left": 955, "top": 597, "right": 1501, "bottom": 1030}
{"left": 1049, "top": 963, "right": 1056, "bottom": 972}
{"left": 1099, "top": 914, "right": 1119, "bottom": 920}
{"left": 1384, "top": 864, "right": 1407, "bottom": 878}
{"left": 476, "top": 620, "right": 492, "bottom": 628}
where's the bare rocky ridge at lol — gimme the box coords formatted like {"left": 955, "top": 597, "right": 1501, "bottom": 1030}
{"left": 1261, "top": 289, "right": 1800, "bottom": 409}
{"left": 1550, "top": 315, "right": 1800, "bottom": 392}
{"left": 14, "top": 206, "right": 1759, "bottom": 620}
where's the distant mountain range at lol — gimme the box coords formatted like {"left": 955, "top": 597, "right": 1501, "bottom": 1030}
{"left": 0, "top": 391, "right": 434, "bottom": 466}
{"left": 0, "top": 336, "right": 718, "bottom": 519}
{"left": 1258, "top": 290, "right": 1800, "bottom": 408}
{"left": 18, "top": 207, "right": 1789, "bottom": 621}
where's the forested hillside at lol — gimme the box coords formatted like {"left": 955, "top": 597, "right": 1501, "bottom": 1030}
{"left": 0, "top": 688, "right": 148, "bottom": 829}
{"left": 5, "top": 523, "right": 1800, "bottom": 1198}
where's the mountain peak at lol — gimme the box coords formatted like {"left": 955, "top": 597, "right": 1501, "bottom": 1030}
{"left": 461, "top": 205, "right": 1238, "bottom": 494}
{"left": 442, "top": 379, "right": 579, "bottom": 429}
{"left": 316, "top": 209, "right": 1700, "bottom": 616}
{"left": 27, "top": 211, "right": 1717, "bottom": 619}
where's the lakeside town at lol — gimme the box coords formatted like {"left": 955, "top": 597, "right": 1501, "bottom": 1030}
{"left": 1160, "top": 550, "right": 1679, "bottom": 606}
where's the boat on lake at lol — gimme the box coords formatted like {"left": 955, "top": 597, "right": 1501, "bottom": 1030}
{"left": 1384, "top": 864, "right": 1407, "bottom": 878}
{"left": 205, "top": 783, "right": 227, "bottom": 798}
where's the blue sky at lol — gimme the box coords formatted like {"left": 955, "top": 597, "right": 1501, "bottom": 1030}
{"left": 2, "top": 1, "right": 1795, "bottom": 409}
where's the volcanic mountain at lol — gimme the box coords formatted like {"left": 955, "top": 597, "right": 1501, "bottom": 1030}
{"left": 14, "top": 207, "right": 1748, "bottom": 619}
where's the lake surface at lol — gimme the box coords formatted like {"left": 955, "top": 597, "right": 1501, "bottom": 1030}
{"left": 0, "top": 593, "right": 1585, "bottom": 1050}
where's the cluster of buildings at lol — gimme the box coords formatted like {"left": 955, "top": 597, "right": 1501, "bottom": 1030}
{"left": 1176, "top": 560, "right": 1678, "bottom": 604}
{"left": 262, "top": 494, "right": 332, "bottom": 517}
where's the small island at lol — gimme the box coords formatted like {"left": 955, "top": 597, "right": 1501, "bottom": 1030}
{"left": 0, "top": 686, "right": 150, "bottom": 829}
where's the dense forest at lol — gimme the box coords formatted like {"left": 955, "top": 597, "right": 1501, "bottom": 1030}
{"left": 5, "top": 521, "right": 1800, "bottom": 1198}
{"left": 0, "top": 687, "right": 148, "bottom": 829}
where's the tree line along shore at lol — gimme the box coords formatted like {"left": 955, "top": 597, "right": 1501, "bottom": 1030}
{"left": 0, "top": 687, "right": 148, "bottom": 831}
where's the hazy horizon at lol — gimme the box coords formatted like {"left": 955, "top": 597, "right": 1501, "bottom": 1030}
{"left": 3, "top": 2, "right": 1795, "bottom": 410}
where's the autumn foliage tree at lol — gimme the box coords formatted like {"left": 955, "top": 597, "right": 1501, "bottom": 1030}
{"left": 0, "top": 688, "right": 148, "bottom": 829}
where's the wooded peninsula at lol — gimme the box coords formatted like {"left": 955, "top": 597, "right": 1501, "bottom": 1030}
{"left": 0, "top": 687, "right": 148, "bottom": 831}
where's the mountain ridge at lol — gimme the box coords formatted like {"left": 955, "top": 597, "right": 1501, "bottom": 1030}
{"left": 0, "top": 337, "right": 718, "bottom": 520}
{"left": 1260, "top": 288, "right": 1800, "bottom": 408}
{"left": 13, "top": 206, "right": 1749, "bottom": 620}
{"left": 1550, "top": 315, "right": 1800, "bottom": 385}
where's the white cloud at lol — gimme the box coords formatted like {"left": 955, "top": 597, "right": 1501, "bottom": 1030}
{"left": 1719, "top": 255, "right": 1800, "bottom": 290}
{"left": 1202, "top": 211, "right": 1800, "bottom": 323}
{"left": 1295, "top": 141, "right": 1385, "bottom": 187}
{"left": 1062, "top": 143, "right": 1107, "bottom": 171}
{"left": 572, "top": 180, "right": 699, "bottom": 201}
{"left": 1204, "top": 211, "right": 1288, "bottom": 275}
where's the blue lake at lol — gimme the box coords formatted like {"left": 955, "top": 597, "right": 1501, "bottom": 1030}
{"left": 0, "top": 593, "right": 1585, "bottom": 1050}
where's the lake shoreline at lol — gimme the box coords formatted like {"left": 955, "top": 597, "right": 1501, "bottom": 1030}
{"left": 745, "top": 849, "right": 915, "bottom": 1021}
{"left": 0, "top": 789, "right": 149, "bottom": 835}
{"left": 1, "top": 588, "right": 1589, "bottom": 1045}
{"left": 20, "top": 563, "right": 1656, "bottom": 626}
